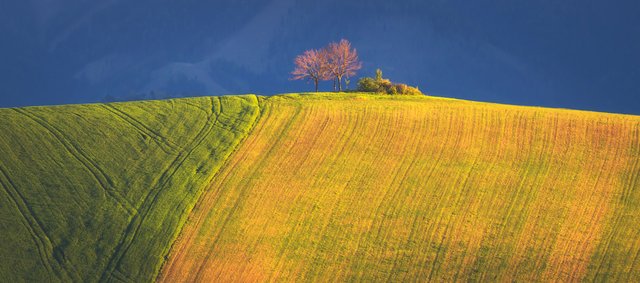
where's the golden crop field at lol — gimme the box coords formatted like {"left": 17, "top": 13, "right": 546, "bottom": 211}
{"left": 159, "top": 93, "right": 640, "bottom": 282}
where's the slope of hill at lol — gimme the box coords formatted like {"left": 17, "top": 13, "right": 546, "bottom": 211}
{"left": 1, "top": 93, "right": 639, "bottom": 282}
{"left": 158, "top": 93, "right": 640, "bottom": 282}
{"left": 0, "top": 95, "right": 260, "bottom": 282}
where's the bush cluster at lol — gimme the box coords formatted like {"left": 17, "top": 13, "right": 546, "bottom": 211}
{"left": 357, "top": 69, "right": 423, "bottom": 95}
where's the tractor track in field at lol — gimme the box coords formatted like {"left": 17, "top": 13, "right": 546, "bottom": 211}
{"left": 13, "top": 108, "right": 137, "bottom": 215}
{"left": 0, "top": 166, "right": 59, "bottom": 280}
{"left": 156, "top": 96, "right": 267, "bottom": 282}
{"left": 99, "top": 97, "right": 221, "bottom": 282}
{"left": 0, "top": 164, "right": 83, "bottom": 282}
{"left": 101, "top": 104, "right": 180, "bottom": 154}
{"left": 132, "top": 95, "right": 640, "bottom": 282}
{"left": 190, "top": 99, "right": 303, "bottom": 282}
{"left": 0, "top": 95, "right": 262, "bottom": 282}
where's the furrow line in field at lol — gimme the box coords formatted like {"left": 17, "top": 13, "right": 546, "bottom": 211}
{"left": 590, "top": 122, "right": 636, "bottom": 279}
{"left": 281, "top": 105, "right": 328, "bottom": 176}
{"left": 418, "top": 119, "right": 462, "bottom": 281}
{"left": 0, "top": 164, "right": 83, "bottom": 281}
{"left": 509, "top": 112, "right": 558, "bottom": 280}
{"left": 100, "top": 96, "right": 221, "bottom": 282}
{"left": 568, "top": 120, "right": 618, "bottom": 280}
{"left": 340, "top": 108, "right": 391, "bottom": 272}
{"left": 524, "top": 114, "right": 573, "bottom": 280}
{"left": 609, "top": 122, "right": 640, "bottom": 281}
{"left": 110, "top": 269, "right": 131, "bottom": 283}
{"left": 477, "top": 110, "right": 536, "bottom": 281}
{"left": 268, "top": 106, "right": 331, "bottom": 280}
{"left": 347, "top": 109, "right": 419, "bottom": 279}
{"left": 101, "top": 104, "right": 179, "bottom": 153}
{"left": 159, "top": 97, "right": 270, "bottom": 282}
{"left": 475, "top": 111, "right": 516, "bottom": 280}
{"left": 452, "top": 109, "right": 502, "bottom": 281}
{"left": 630, "top": 248, "right": 640, "bottom": 282}
{"left": 0, "top": 166, "right": 57, "bottom": 279}
{"left": 343, "top": 107, "right": 401, "bottom": 279}
{"left": 500, "top": 114, "right": 539, "bottom": 235}
{"left": 310, "top": 107, "right": 396, "bottom": 281}
{"left": 182, "top": 101, "right": 211, "bottom": 114}
{"left": 334, "top": 107, "right": 391, "bottom": 280}
{"left": 543, "top": 119, "right": 604, "bottom": 281}
{"left": 539, "top": 118, "right": 590, "bottom": 280}
{"left": 398, "top": 111, "right": 453, "bottom": 282}
{"left": 466, "top": 110, "right": 514, "bottom": 281}
{"left": 429, "top": 108, "right": 491, "bottom": 280}
{"left": 627, "top": 124, "right": 640, "bottom": 280}
{"left": 202, "top": 181, "right": 253, "bottom": 282}
{"left": 384, "top": 110, "right": 441, "bottom": 276}
{"left": 278, "top": 106, "right": 368, "bottom": 280}
{"left": 170, "top": 103, "right": 270, "bottom": 281}
{"left": 194, "top": 176, "right": 268, "bottom": 280}
{"left": 289, "top": 107, "right": 362, "bottom": 281}
{"left": 247, "top": 103, "right": 309, "bottom": 279}
{"left": 348, "top": 113, "right": 404, "bottom": 279}
{"left": 398, "top": 110, "right": 452, "bottom": 281}
{"left": 420, "top": 113, "right": 464, "bottom": 281}
{"left": 190, "top": 100, "right": 302, "bottom": 282}
{"left": 508, "top": 113, "right": 563, "bottom": 281}
{"left": 411, "top": 108, "right": 457, "bottom": 279}
{"left": 586, "top": 121, "right": 627, "bottom": 280}
{"left": 628, "top": 204, "right": 640, "bottom": 281}
{"left": 421, "top": 108, "right": 470, "bottom": 280}
{"left": 13, "top": 108, "right": 136, "bottom": 215}
{"left": 570, "top": 120, "right": 622, "bottom": 281}
{"left": 373, "top": 111, "right": 422, "bottom": 243}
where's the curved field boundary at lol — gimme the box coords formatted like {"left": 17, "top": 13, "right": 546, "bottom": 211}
{"left": 99, "top": 97, "right": 221, "bottom": 282}
{"left": 99, "top": 96, "right": 261, "bottom": 282}
{"left": 0, "top": 95, "right": 260, "bottom": 282}
{"left": 159, "top": 93, "right": 640, "bottom": 282}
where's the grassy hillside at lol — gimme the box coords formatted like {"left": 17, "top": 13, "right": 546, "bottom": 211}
{"left": 0, "top": 95, "right": 260, "bottom": 282}
{"left": 1, "top": 93, "right": 639, "bottom": 282}
{"left": 158, "top": 93, "right": 640, "bottom": 282}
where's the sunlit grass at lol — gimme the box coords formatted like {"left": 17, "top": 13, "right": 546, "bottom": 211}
{"left": 160, "top": 92, "right": 640, "bottom": 282}
{"left": 0, "top": 95, "right": 260, "bottom": 282}
{"left": 1, "top": 92, "right": 638, "bottom": 282}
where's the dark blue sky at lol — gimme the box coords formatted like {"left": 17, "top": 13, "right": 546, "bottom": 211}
{"left": 1, "top": 0, "right": 639, "bottom": 114}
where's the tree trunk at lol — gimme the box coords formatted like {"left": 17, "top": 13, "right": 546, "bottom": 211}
{"left": 314, "top": 79, "right": 318, "bottom": 92}
{"left": 338, "top": 76, "right": 343, "bottom": 91}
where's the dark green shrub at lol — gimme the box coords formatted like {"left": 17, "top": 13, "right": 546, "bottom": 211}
{"left": 357, "top": 77, "right": 380, "bottom": 92}
{"left": 357, "top": 72, "right": 424, "bottom": 96}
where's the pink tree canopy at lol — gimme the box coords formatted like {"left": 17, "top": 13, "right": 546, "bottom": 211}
{"left": 291, "top": 49, "right": 331, "bottom": 92}
{"left": 327, "top": 39, "right": 362, "bottom": 91}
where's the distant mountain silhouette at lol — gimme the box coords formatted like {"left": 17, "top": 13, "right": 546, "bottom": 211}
{"left": 1, "top": 0, "right": 639, "bottom": 114}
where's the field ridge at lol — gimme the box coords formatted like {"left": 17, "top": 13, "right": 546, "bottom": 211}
{"left": 158, "top": 93, "right": 640, "bottom": 282}
{"left": 1, "top": 93, "right": 639, "bottom": 281}
{"left": 0, "top": 95, "right": 260, "bottom": 282}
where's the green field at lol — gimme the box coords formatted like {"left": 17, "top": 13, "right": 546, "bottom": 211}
{"left": 1, "top": 93, "right": 639, "bottom": 282}
{"left": 0, "top": 96, "right": 260, "bottom": 282}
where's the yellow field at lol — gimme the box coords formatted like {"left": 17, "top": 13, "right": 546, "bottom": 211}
{"left": 158, "top": 93, "right": 640, "bottom": 282}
